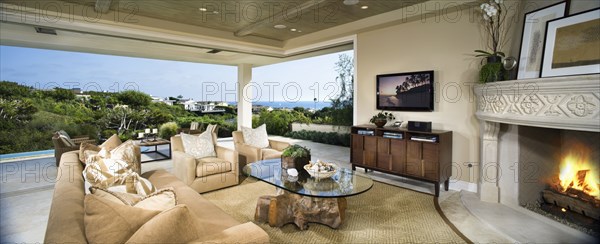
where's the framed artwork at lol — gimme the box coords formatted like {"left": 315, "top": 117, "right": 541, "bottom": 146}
{"left": 541, "top": 7, "right": 600, "bottom": 78}
{"left": 517, "top": 1, "right": 568, "bottom": 79}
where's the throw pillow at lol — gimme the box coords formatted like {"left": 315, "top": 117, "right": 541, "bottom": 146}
{"left": 180, "top": 131, "right": 216, "bottom": 159}
{"left": 242, "top": 124, "right": 269, "bottom": 148}
{"left": 79, "top": 142, "right": 101, "bottom": 163}
{"left": 126, "top": 204, "right": 200, "bottom": 243}
{"left": 83, "top": 194, "right": 161, "bottom": 244}
{"left": 90, "top": 186, "right": 176, "bottom": 211}
{"left": 110, "top": 140, "right": 141, "bottom": 174}
{"left": 124, "top": 173, "right": 157, "bottom": 197}
{"left": 101, "top": 134, "right": 122, "bottom": 151}
{"left": 83, "top": 157, "right": 130, "bottom": 189}
{"left": 89, "top": 186, "right": 143, "bottom": 205}
{"left": 55, "top": 131, "right": 75, "bottom": 147}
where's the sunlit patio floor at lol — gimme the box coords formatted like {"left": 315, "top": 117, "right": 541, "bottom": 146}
{"left": 1, "top": 136, "right": 517, "bottom": 243}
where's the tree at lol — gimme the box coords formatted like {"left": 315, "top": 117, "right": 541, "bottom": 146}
{"left": 0, "top": 99, "right": 37, "bottom": 128}
{"left": 48, "top": 88, "right": 76, "bottom": 101}
{"left": 100, "top": 106, "right": 148, "bottom": 136}
{"left": 115, "top": 90, "right": 152, "bottom": 108}
{"left": 0, "top": 81, "right": 33, "bottom": 99}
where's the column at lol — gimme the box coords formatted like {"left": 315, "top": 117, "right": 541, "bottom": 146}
{"left": 237, "top": 64, "right": 253, "bottom": 130}
{"left": 479, "top": 120, "right": 500, "bottom": 202}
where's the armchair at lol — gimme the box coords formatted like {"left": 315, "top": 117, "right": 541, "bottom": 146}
{"left": 232, "top": 131, "right": 291, "bottom": 166}
{"left": 52, "top": 131, "right": 96, "bottom": 166}
{"left": 170, "top": 131, "right": 239, "bottom": 193}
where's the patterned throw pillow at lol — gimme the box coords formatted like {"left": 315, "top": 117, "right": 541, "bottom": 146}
{"left": 180, "top": 131, "right": 216, "bottom": 159}
{"left": 83, "top": 157, "right": 156, "bottom": 196}
{"left": 111, "top": 140, "right": 141, "bottom": 174}
{"left": 79, "top": 142, "right": 101, "bottom": 163}
{"left": 242, "top": 124, "right": 270, "bottom": 148}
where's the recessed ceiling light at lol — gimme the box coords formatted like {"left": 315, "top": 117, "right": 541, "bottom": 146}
{"left": 198, "top": 7, "right": 207, "bottom": 11}
{"left": 274, "top": 24, "right": 287, "bottom": 29}
{"left": 290, "top": 28, "right": 297, "bottom": 32}
{"left": 343, "top": 0, "right": 359, "bottom": 5}
{"left": 297, "top": 30, "right": 302, "bottom": 33}
{"left": 213, "top": 11, "right": 219, "bottom": 14}
{"left": 361, "top": 5, "right": 369, "bottom": 9}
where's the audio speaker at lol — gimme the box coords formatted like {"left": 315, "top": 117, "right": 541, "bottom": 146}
{"left": 408, "top": 121, "right": 432, "bottom": 132}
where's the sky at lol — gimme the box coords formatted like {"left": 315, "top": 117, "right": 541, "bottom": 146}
{"left": 0, "top": 45, "right": 352, "bottom": 102}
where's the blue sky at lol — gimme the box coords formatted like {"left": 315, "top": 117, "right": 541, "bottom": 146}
{"left": 0, "top": 45, "right": 352, "bottom": 102}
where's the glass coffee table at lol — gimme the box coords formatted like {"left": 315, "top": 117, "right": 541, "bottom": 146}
{"left": 243, "top": 159, "right": 373, "bottom": 230}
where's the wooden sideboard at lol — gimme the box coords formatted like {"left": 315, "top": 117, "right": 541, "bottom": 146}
{"left": 351, "top": 124, "right": 453, "bottom": 196}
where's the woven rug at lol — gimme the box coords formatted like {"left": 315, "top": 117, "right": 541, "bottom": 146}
{"left": 203, "top": 178, "right": 470, "bottom": 243}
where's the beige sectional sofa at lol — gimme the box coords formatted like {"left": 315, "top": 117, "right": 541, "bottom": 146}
{"left": 44, "top": 151, "right": 269, "bottom": 243}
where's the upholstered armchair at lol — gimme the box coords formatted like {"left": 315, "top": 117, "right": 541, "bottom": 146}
{"left": 232, "top": 131, "right": 291, "bottom": 166}
{"left": 51, "top": 131, "right": 96, "bottom": 166}
{"left": 170, "top": 131, "right": 239, "bottom": 193}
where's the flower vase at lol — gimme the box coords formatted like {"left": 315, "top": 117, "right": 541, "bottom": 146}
{"left": 480, "top": 55, "right": 505, "bottom": 83}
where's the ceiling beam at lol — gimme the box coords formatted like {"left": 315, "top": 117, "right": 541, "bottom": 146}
{"left": 95, "top": 0, "right": 112, "bottom": 14}
{"left": 234, "top": 0, "right": 326, "bottom": 37}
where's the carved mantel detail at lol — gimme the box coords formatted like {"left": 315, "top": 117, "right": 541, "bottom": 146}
{"left": 474, "top": 74, "right": 600, "bottom": 132}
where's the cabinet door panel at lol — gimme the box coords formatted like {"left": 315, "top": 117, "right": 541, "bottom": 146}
{"left": 422, "top": 143, "right": 439, "bottom": 180}
{"left": 364, "top": 136, "right": 378, "bottom": 168}
{"left": 351, "top": 135, "right": 364, "bottom": 165}
{"left": 390, "top": 139, "right": 406, "bottom": 174}
{"left": 377, "top": 138, "right": 391, "bottom": 170}
{"left": 406, "top": 141, "right": 422, "bottom": 177}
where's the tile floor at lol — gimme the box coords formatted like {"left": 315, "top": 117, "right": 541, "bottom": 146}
{"left": 0, "top": 137, "right": 596, "bottom": 243}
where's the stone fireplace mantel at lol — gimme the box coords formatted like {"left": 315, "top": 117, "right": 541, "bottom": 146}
{"left": 474, "top": 74, "right": 599, "bottom": 132}
{"left": 474, "top": 74, "right": 599, "bottom": 203}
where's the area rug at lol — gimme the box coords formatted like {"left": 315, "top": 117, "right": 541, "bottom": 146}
{"left": 203, "top": 178, "right": 470, "bottom": 243}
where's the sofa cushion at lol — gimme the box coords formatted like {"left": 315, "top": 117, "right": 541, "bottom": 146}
{"left": 83, "top": 157, "right": 156, "bottom": 196}
{"left": 195, "top": 157, "right": 232, "bottom": 177}
{"left": 242, "top": 124, "right": 269, "bottom": 149}
{"left": 180, "top": 131, "right": 216, "bottom": 159}
{"left": 262, "top": 148, "right": 282, "bottom": 160}
{"left": 83, "top": 194, "right": 161, "bottom": 244}
{"left": 126, "top": 204, "right": 200, "bottom": 243}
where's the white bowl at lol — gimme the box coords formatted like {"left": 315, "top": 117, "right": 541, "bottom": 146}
{"left": 304, "top": 164, "right": 337, "bottom": 179}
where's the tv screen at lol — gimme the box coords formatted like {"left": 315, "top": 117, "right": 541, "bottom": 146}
{"left": 376, "top": 70, "right": 434, "bottom": 111}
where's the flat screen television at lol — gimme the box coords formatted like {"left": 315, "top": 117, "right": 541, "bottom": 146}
{"left": 376, "top": 70, "right": 434, "bottom": 111}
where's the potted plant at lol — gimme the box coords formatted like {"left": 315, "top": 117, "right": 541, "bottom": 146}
{"left": 474, "top": 0, "right": 513, "bottom": 83}
{"left": 369, "top": 111, "right": 395, "bottom": 128}
{"left": 281, "top": 145, "right": 311, "bottom": 171}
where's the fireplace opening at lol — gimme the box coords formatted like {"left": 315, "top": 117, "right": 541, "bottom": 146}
{"left": 518, "top": 126, "right": 599, "bottom": 237}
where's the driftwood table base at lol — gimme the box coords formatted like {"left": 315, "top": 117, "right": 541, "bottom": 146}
{"left": 254, "top": 190, "right": 347, "bottom": 230}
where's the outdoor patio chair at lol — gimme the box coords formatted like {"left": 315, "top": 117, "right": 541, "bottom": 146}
{"left": 51, "top": 130, "right": 96, "bottom": 166}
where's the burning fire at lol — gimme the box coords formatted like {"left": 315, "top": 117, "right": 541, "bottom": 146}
{"left": 557, "top": 144, "right": 600, "bottom": 200}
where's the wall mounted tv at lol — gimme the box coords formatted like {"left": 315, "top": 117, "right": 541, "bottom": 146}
{"left": 376, "top": 70, "right": 434, "bottom": 111}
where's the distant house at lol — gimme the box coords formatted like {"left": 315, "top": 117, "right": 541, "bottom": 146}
{"left": 151, "top": 96, "right": 175, "bottom": 106}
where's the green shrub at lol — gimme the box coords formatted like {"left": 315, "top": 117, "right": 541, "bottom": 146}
{"left": 282, "top": 144, "right": 311, "bottom": 158}
{"left": 284, "top": 130, "right": 350, "bottom": 147}
{"left": 158, "top": 122, "right": 179, "bottom": 140}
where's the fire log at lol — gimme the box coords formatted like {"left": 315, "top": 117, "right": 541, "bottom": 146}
{"left": 543, "top": 189, "right": 600, "bottom": 220}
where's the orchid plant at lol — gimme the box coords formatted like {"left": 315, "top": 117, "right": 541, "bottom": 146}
{"left": 475, "top": 0, "right": 512, "bottom": 59}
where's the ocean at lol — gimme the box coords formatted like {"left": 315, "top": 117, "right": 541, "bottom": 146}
{"left": 229, "top": 101, "right": 332, "bottom": 109}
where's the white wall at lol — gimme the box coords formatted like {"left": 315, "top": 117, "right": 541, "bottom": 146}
{"left": 355, "top": 5, "right": 491, "bottom": 183}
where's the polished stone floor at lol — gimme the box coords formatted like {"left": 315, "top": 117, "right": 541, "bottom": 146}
{"left": 1, "top": 137, "right": 595, "bottom": 243}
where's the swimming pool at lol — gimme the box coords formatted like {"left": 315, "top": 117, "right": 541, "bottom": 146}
{"left": 0, "top": 149, "right": 55, "bottom": 161}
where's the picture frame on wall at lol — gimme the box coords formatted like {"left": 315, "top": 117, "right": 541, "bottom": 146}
{"left": 540, "top": 7, "right": 600, "bottom": 78}
{"left": 516, "top": 1, "right": 569, "bottom": 79}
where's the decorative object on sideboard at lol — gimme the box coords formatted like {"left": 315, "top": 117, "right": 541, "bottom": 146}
{"left": 369, "top": 111, "right": 395, "bottom": 128}
{"left": 407, "top": 121, "right": 432, "bottom": 133}
{"left": 475, "top": 0, "right": 515, "bottom": 83}
{"left": 541, "top": 7, "right": 600, "bottom": 78}
{"left": 281, "top": 144, "right": 311, "bottom": 172}
{"left": 516, "top": 1, "right": 569, "bottom": 79}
